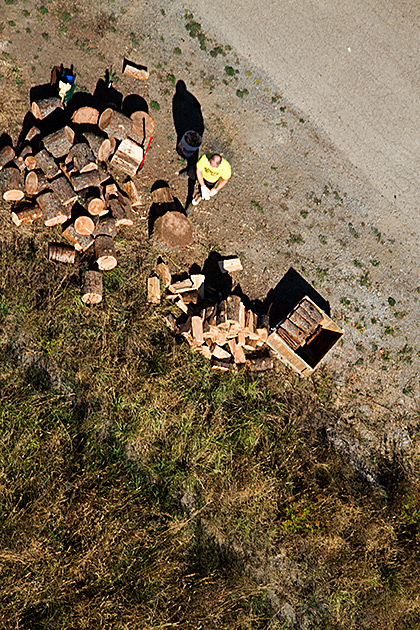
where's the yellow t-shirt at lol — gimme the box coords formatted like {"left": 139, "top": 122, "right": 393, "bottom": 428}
{"left": 196, "top": 154, "right": 231, "bottom": 183}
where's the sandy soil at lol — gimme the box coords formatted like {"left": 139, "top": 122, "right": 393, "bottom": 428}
{"left": 0, "top": 0, "right": 419, "bottom": 476}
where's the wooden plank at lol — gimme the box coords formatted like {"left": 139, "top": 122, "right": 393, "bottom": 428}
{"left": 267, "top": 331, "right": 311, "bottom": 375}
{"left": 147, "top": 277, "right": 160, "bottom": 304}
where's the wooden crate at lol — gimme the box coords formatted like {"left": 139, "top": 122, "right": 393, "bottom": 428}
{"left": 267, "top": 296, "right": 343, "bottom": 375}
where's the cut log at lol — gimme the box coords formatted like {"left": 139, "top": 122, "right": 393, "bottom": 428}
{"left": 93, "top": 215, "right": 117, "bottom": 238}
{"left": 124, "top": 179, "right": 142, "bottom": 208}
{"left": 25, "top": 170, "right": 48, "bottom": 196}
{"left": 71, "top": 170, "right": 101, "bottom": 191}
{"left": 82, "top": 189, "right": 106, "bottom": 216}
{"left": 71, "top": 106, "right": 100, "bottom": 126}
{"left": 32, "top": 96, "right": 64, "bottom": 120}
{"left": 42, "top": 126, "right": 75, "bottom": 159}
{"left": 48, "top": 175, "right": 78, "bottom": 206}
{"left": 151, "top": 185, "right": 174, "bottom": 205}
{"left": 130, "top": 111, "right": 156, "bottom": 139}
{"left": 297, "top": 299, "right": 324, "bottom": 326}
{"left": 212, "top": 345, "right": 231, "bottom": 360}
{"left": 228, "top": 339, "right": 246, "bottom": 364}
{"left": 157, "top": 259, "right": 171, "bottom": 287}
{"left": 289, "top": 310, "right": 315, "bottom": 335}
{"left": 246, "top": 355, "right": 274, "bottom": 372}
{"left": 16, "top": 145, "right": 32, "bottom": 164}
{"left": 81, "top": 270, "right": 103, "bottom": 305}
{"left": 226, "top": 295, "right": 242, "bottom": 324}
{"left": 211, "top": 358, "right": 237, "bottom": 372}
{"left": 123, "top": 61, "right": 149, "bottom": 82}
{"left": 65, "top": 142, "right": 97, "bottom": 173}
{"left": 0, "top": 165, "right": 24, "bottom": 201}
{"left": 218, "top": 257, "right": 243, "bottom": 273}
{"left": 37, "top": 191, "right": 68, "bottom": 226}
{"left": 147, "top": 277, "right": 160, "bottom": 304}
{"left": 34, "top": 149, "right": 60, "bottom": 179}
{"left": 279, "top": 319, "right": 306, "bottom": 346}
{"left": 25, "top": 126, "right": 41, "bottom": 142}
{"left": 48, "top": 242, "right": 76, "bottom": 264}
{"left": 24, "top": 155, "right": 37, "bottom": 170}
{"left": 98, "top": 108, "right": 133, "bottom": 141}
{"left": 11, "top": 204, "right": 43, "bottom": 226}
{"left": 74, "top": 214, "right": 96, "bottom": 235}
{"left": 191, "top": 316, "right": 204, "bottom": 344}
{"left": 169, "top": 278, "right": 194, "bottom": 293}
{"left": 153, "top": 211, "right": 193, "bottom": 248}
{"left": 110, "top": 138, "right": 143, "bottom": 176}
{"left": 95, "top": 235, "right": 117, "bottom": 270}
{"left": 108, "top": 196, "right": 133, "bottom": 226}
{"left": 0, "top": 145, "right": 16, "bottom": 170}
{"left": 62, "top": 223, "right": 94, "bottom": 252}
{"left": 83, "top": 131, "right": 114, "bottom": 162}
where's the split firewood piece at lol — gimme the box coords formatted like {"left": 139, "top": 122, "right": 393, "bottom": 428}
{"left": 81, "top": 270, "right": 103, "bottom": 305}
{"left": 256, "top": 328, "right": 269, "bottom": 344}
{"left": 37, "top": 191, "right": 68, "bottom": 226}
{"left": 211, "top": 358, "right": 237, "bottom": 372}
{"left": 226, "top": 295, "right": 242, "bottom": 324}
{"left": 74, "top": 214, "right": 96, "bottom": 236}
{"left": 98, "top": 108, "right": 133, "bottom": 141}
{"left": 245, "top": 310, "right": 255, "bottom": 334}
{"left": 174, "top": 297, "right": 188, "bottom": 313}
{"left": 147, "top": 276, "right": 160, "bottom": 304}
{"left": 246, "top": 355, "right": 274, "bottom": 372}
{"left": 66, "top": 142, "right": 97, "bottom": 173}
{"left": 48, "top": 175, "right": 78, "bottom": 206}
{"left": 279, "top": 319, "right": 306, "bottom": 346}
{"left": 0, "top": 145, "right": 16, "bottom": 170}
{"left": 275, "top": 326, "right": 300, "bottom": 351}
{"left": 228, "top": 339, "right": 246, "bottom": 364}
{"left": 190, "top": 273, "right": 205, "bottom": 299}
{"left": 11, "top": 204, "right": 43, "bottom": 226}
{"left": 164, "top": 313, "right": 178, "bottom": 333}
{"left": 42, "top": 126, "right": 75, "bottom": 159}
{"left": 48, "top": 242, "right": 76, "bottom": 264}
{"left": 177, "top": 289, "right": 198, "bottom": 305}
{"left": 62, "top": 223, "right": 94, "bottom": 252}
{"left": 110, "top": 138, "right": 143, "bottom": 176}
{"left": 93, "top": 215, "right": 116, "bottom": 238}
{"left": 123, "top": 60, "right": 149, "bottom": 82}
{"left": 34, "top": 149, "right": 60, "bottom": 179}
{"left": 108, "top": 196, "right": 134, "bottom": 226}
{"left": 169, "top": 278, "right": 194, "bottom": 293}
{"left": 25, "top": 170, "right": 48, "bottom": 196}
{"left": 31, "top": 96, "right": 64, "bottom": 120}
{"left": 297, "top": 299, "right": 324, "bottom": 326}
{"left": 124, "top": 179, "right": 142, "bottom": 208}
{"left": 289, "top": 310, "right": 314, "bottom": 335}
{"left": 95, "top": 235, "right": 117, "bottom": 270}
{"left": 212, "top": 345, "right": 231, "bottom": 360}
{"left": 237, "top": 331, "right": 246, "bottom": 347}
{"left": 83, "top": 131, "right": 114, "bottom": 162}
{"left": 218, "top": 257, "right": 243, "bottom": 273}
{"left": 197, "top": 345, "right": 212, "bottom": 359}
{"left": 130, "top": 111, "right": 155, "bottom": 139}
{"left": 71, "top": 106, "right": 100, "bottom": 126}
{"left": 205, "top": 305, "right": 217, "bottom": 326}
{"left": 156, "top": 259, "right": 171, "bottom": 287}
{"left": 0, "top": 165, "right": 24, "bottom": 201}
{"left": 216, "top": 300, "right": 228, "bottom": 328}
{"left": 25, "top": 126, "right": 41, "bottom": 142}
{"left": 71, "top": 170, "right": 101, "bottom": 191}
{"left": 191, "top": 316, "right": 204, "bottom": 344}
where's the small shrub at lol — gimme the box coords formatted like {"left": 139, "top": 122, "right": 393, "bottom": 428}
{"left": 173, "top": 47, "right": 182, "bottom": 55}
{"left": 224, "top": 66, "right": 235, "bottom": 76}
{"left": 150, "top": 100, "right": 160, "bottom": 111}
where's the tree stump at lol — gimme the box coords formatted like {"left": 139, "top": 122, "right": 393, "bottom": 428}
{"left": 0, "top": 145, "right": 15, "bottom": 170}
{"left": 95, "top": 235, "right": 117, "bottom": 270}
{"left": 98, "top": 108, "right": 132, "bottom": 141}
{"left": 37, "top": 192, "right": 68, "bottom": 226}
{"left": 153, "top": 211, "right": 193, "bottom": 247}
{"left": 74, "top": 214, "right": 96, "bottom": 235}
{"left": 48, "top": 242, "right": 76, "bottom": 264}
{"left": 83, "top": 131, "right": 114, "bottom": 162}
{"left": 49, "top": 175, "right": 78, "bottom": 206}
{"left": 42, "top": 126, "right": 75, "bottom": 159}
{"left": 25, "top": 170, "right": 48, "bottom": 196}
{"left": 81, "top": 270, "right": 103, "bottom": 304}
{"left": 71, "top": 170, "right": 101, "bottom": 191}
{"left": 32, "top": 96, "right": 64, "bottom": 120}
{"left": 11, "top": 204, "right": 43, "bottom": 226}
{"left": 34, "top": 149, "right": 60, "bottom": 179}
{"left": 66, "top": 142, "right": 97, "bottom": 173}
{"left": 93, "top": 215, "right": 117, "bottom": 238}
{"left": 62, "top": 223, "right": 94, "bottom": 252}
{"left": 71, "top": 106, "right": 100, "bottom": 125}
{"left": 110, "top": 138, "right": 143, "bottom": 176}
{"left": 0, "top": 165, "right": 24, "bottom": 201}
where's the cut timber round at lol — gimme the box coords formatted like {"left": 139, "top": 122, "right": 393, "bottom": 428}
{"left": 24, "top": 155, "right": 37, "bottom": 170}
{"left": 0, "top": 145, "right": 15, "bottom": 170}
{"left": 42, "top": 126, "right": 75, "bottom": 159}
{"left": 110, "top": 138, "right": 143, "bottom": 177}
{"left": 87, "top": 194, "right": 105, "bottom": 216}
{"left": 108, "top": 197, "right": 133, "bottom": 226}
{"left": 25, "top": 170, "right": 48, "bottom": 196}
{"left": 37, "top": 191, "right": 68, "bottom": 226}
{"left": 93, "top": 215, "right": 116, "bottom": 238}
{"left": 0, "top": 166, "right": 24, "bottom": 201}
{"left": 48, "top": 242, "right": 76, "bottom": 264}
{"left": 98, "top": 108, "right": 132, "bottom": 141}
{"left": 32, "top": 96, "right": 64, "bottom": 120}
{"left": 84, "top": 131, "right": 113, "bottom": 162}
{"left": 66, "top": 143, "right": 97, "bottom": 173}
{"left": 71, "top": 170, "right": 101, "bottom": 192}
{"left": 11, "top": 205, "right": 43, "bottom": 226}
{"left": 62, "top": 223, "right": 94, "bottom": 252}
{"left": 74, "top": 214, "right": 96, "bottom": 235}
{"left": 71, "top": 106, "right": 99, "bottom": 125}
{"left": 130, "top": 111, "right": 155, "bottom": 139}
{"left": 34, "top": 149, "right": 60, "bottom": 179}
{"left": 95, "top": 235, "right": 117, "bottom": 270}
{"left": 153, "top": 211, "right": 192, "bottom": 247}
{"left": 49, "top": 175, "right": 78, "bottom": 206}
{"left": 81, "top": 270, "right": 103, "bottom": 304}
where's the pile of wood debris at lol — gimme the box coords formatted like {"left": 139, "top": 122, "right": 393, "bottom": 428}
{"left": 0, "top": 88, "right": 154, "bottom": 304}
{"left": 148, "top": 258, "right": 274, "bottom": 372}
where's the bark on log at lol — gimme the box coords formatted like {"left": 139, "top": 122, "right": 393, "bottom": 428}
{"left": 0, "top": 145, "right": 16, "bottom": 170}
{"left": 81, "top": 188, "right": 106, "bottom": 216}
{"left": 297, "top": 299, "right": 324, "bottom": 326}
{"left": 93, "top": 215, "right": 116, "bottom": 238}
{"left": 32, "top": 96, "right": 64, "bottom": 120}
{"left": 124, "top": 179, "right": 142, "bottom": 208}
{"left": 108, "top": 197, "right": 133, "bottom": 226}
{"left": 74, "top": 214, "right": 96, "bottom": 235}
{"left": 11, "top": 204, "right": 43, "bottom": 226}
{"left": 71, "top": 106, "right": 100, "bottom": 125}
{"left": 98, "top": 108, "right": 133, "bottom": 141}
{"left": 71, "top": 170, "right": 101, "bottom": 191}
{"left": 37, "top": 191, "right": 68, "bottom": 226}
{"left": 48, "top": 242, "right": 76, "bottom": 264}
{"left": 48, "top": 175, "right": 78, "bottom": 206}
{"left": 130, "top": 111, "right": 155, "bottom": 139}
{"left": 110, "top": 138, "right": 143, "bottom": 176}
{"left": 83, "top": 131, "right": 114, "bottom": 162}
{"left": 42, "top": 126, "right": 75, "bottom": 159}
{"left": 95, "top": 235, "right": 117, "bottom": 270}
{"left": 65, "top": 142, "right": 97, "bottom": 173}
{"left": 81, "top": 270, "right": 103, "bottom": 304}
{"left": 34, "top": 149, "right": 60, "bottom": 179}
{"left": 153, "top": 211, "right": 193, "bottom": 247}
{"left": 62, "top": 223, "right": 94, "bottom": 252}
{"left": 0, "top": 165, "right": 24, "bottom": 201}
{"left": 25, "top": 170, "right": 48, "bottom": 196}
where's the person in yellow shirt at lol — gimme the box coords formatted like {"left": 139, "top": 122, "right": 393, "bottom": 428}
{"left": 191, "top": 153, "right": 231, "bottom": 206}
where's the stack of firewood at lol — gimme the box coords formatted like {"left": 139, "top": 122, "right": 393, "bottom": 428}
{"left": 0, "top": 91, "right": 155, "bottom": 304}
{"left": 148, "top": 259, "right": 274, "bottom": 372}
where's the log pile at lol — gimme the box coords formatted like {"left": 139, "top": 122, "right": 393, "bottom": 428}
{"left": 150, "top": 259, "right": 274, "bottom": 373}
{"left": 1, "top": 79, "right": 155, "bottom": 305}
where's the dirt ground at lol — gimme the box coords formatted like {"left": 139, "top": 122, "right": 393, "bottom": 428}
{"left": 1, "top": 1, "right": 419, "bottom": 479}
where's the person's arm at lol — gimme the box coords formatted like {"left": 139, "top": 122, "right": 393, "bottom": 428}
{"left": 196, "top": 167, "right": 211, "bottom": 199}
{"left": 212, "top": 178, "right": 229, "bottom": 193}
